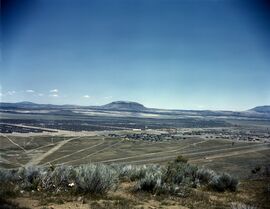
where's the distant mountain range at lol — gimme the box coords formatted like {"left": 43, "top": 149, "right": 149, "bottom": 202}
{"left": 0, "top": 101, "right": 270, "bottom": 119}
{"left": 0, "top": 101, "right": 79, "bottom": 109}
{"left": 249, "top": 106, "right": 270, "bottom": 113}
{"left": 0, "top": 101, "right": 145, "bottom": 110}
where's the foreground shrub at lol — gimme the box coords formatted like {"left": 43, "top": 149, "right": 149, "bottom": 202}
{"left": 135, "top": 159, "right": 198, "bottom": 195}
{"left": 40, "top": 165, "right": 75, "bottom": 191}
{"left": 134, "top": 157, "right": 238, "bottom": 195}
{"left": 135, "top": 161, "right": 194, "bottom": 197}
{"left": 17, "top": 166, "right": 44, "bottom": 190}
{"left": 0, "top": 169, "right": 18, "bottom": 183}
{"left": 163, "top": 161, "right": 198, "bottom": 186}
{"left": 136, "top": 169, "right": 162, "bottom": 192}
{"left": 112, "top": 164, "right": 147, "bottom": 181}
{"left": 0, "top": 164, "right": 118, "bottom": 195}
{"left": 196, "top": 167, "right": 217, "bottom": 184}
{"left": 195, "top": 168, "right": 239, "bottom": 192}
{"left": 210, "top": 173, "right": 238, "bottom": 192}
{"left": 0, "top": 159, "right": 238, "bottom": 197}
{"left": 74, "top": 164, "right": 118, "bottom": 194}
{"left": 111, "top": 164, "right": 163, "bottom": 182}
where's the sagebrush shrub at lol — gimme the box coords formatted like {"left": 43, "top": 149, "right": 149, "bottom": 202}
{"left": 135, "top": 164, "right": 192, "bottom": 196}
{"left": 74, "top": 164, "right": 118, "bottom": 194}
{"left": 196, "top": 168, "right": 217, "bottom": 184}
{"left": 135, "top": 160, "right": 199, "bottom": 195}
{"left": 136, "top": 168, "right": 162, "bottom": 192}
{"left": 17, "top": 165, "right": 44, "bottom": 190}
{"left": 163, "top": 161, "right": 198, "bottom": 186}
{"left": 0, "top": 169, "right": 16, "bottom": 183}
{"left": 112, "top": 164, "right": 162, "bottom": 182}
{"left": 113, "top": 164, "right": 146, "bottom": 181}
{"left": 40, "top": 165, "right": 75, "bottom": 191}
{"left": 210, "top": 173, "right": 238, "bottom": 192}
{"left": 0, "top": 159, "right": 238, "bottom": 197}
{"left": 0, "top": 164, "right": 119, "bottom": 195}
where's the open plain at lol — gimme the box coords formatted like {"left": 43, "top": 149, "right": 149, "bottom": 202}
{"left": 0, "top": 102, "right": 270, "bottom": 208}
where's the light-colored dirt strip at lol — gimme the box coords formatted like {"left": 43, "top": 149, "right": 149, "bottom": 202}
{"left": 0, "top": 133, "right": 27, "bottom": 152}
{"left": 58, "top": 139, "right": 125, "bottom": 165}
{"left": 184, "top": 143, "right": 267, "bottom": 157}
{"left": 132, "top": 144, "right": 270, "bottom": 164}
{"left": 116, "top": 146, "right": 269, "bottom": 165}
{"left": 0, "top": 123, "right": 60, "bottom": 132}
{"left": 25, "top": 137, "right": 35, "bottom": 146}
{"left": 95, "top": 139, "right": 208, "bottom": 164}
{"left": 26, "top": 136, "right": 82, "bottom": 166}
{"left": 190, "top": 146, "right": 270, "bottom": 162}
{"left": 42, "top": 140, "right": 106, "bottom": 165}
{"left": 0, "top": 122, "right": 133, "bottom": 132}
{"left": 26, "top": 143, "right": 55, "bottom": 153}
{"left": 98, "top": 143, "right": 267, "bottom": 164}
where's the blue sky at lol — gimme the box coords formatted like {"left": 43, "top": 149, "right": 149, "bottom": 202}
{"left": 1, "top": 0, "right": 270, "bottom": 110}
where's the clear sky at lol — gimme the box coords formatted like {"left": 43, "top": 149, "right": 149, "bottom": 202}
{"left": 1, "top": 0, "right": 270, "bottom": 110}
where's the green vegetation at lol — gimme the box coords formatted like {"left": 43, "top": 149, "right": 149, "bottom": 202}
{"left": 74, "top": 164, "right": 118, "bottom": 194}
{"left": 135, "top": 155, "right": 238, "bottom": 196}
{"left": 210, "top": 173, "right": 239, "bottom": 192}
{"left": 0, "top": 157, "right": 238, "bottom": 197}
{"left": 1, "top": 157, "right": 269, "bottom": 208}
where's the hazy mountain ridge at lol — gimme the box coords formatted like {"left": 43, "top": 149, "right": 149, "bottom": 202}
{"left": 249, "top": 106, "right": 270, "bottom": 113}
{"left": 0, "top": 102, "right": 80, "bottom": 109}
{"left": 0, "top": 101, "right": 270, "bottom": 119}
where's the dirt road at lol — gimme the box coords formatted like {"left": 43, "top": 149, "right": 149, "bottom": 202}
{"left": 26, "top": 136, "right": 82, "bottom": 166}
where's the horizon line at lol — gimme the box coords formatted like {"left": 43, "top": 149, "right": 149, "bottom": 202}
{"left": 0, "top": 100, "right": 267, "bottom": 112}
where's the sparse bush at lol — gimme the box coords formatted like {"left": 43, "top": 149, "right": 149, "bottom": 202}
{"left": 163, "top": 161, "right": 198, "bottom": 186}
{"left": 127, "top": 166, "right": 147, "bottom": 181}
{"left": 133, "top": 156, "right": 239, "bottom": 195}
{"left": 1, "top": 164, "right": 118, "bottom": 195}
{"left": 112, "top": 164, "right": 162, "bottom": 182}
{"left": 210, "top": 173, "right": 238, "bottom": 192}
{"left": 0, "top": 169, "right": 15, "bottom": 183}
{"left": 74, "top": 164, "right": 118, "bottom": 194}
{"left": 40, "top": 165, "right": 75, "bottom": 191}
{"left": 17, "top": 166, "right": 44, "bottom": 190}
{"left": 196, "top": 167, "right": 217, "bottom": 184}
{"left": 113, "top": 164, "right": 147, "bottom": 181}
{"left": 135, "top": 166, "right": 191, "bottom": 197}
{"left": 1, "top": 158, "right": 238, "bottom": 198}
{"left": 135, "top": 167, "right": 162, "bottom": 192}
{"left": 135, "top": 158, "right": 199, "bottom": 195}
{"left": 251, "top": 165, "right": 262, "bottom": 174}
{"left": 174, "top": 155, "right": 188, "bottom": 163}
